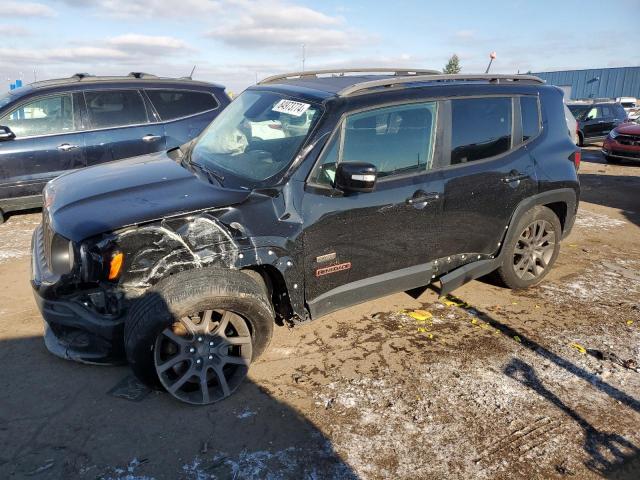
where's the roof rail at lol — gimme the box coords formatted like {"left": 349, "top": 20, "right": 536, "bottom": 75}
{"left": 338, "top": 73, "right": 545, "bottom": 96}
{"left": 258, "top": 68, "right": 441, "bottom": 85}
{"left": 72, "top": 73, "right": 93, "bottom": 80}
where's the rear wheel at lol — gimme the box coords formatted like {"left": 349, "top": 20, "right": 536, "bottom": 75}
{"left": 0, "top": 209, "right": 4, "bottom": 225}
{"left": 496, "top": 206, "right": 561, "bottom": 289}
{"left": 125, "top": 268, "right": 274, "bottom": 405}
{"left": 577, "top": 132, "right": 584, "bottom": 147}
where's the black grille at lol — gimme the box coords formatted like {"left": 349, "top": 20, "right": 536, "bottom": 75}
{"left": 616, "top": 134, "right": 640, "bottom": 146}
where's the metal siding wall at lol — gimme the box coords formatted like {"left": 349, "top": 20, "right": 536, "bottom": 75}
{"left": 533, "top": 67, "right": 640, "bottom": 100}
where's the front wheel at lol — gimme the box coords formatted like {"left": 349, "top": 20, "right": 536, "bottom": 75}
{"left": 496, "top": 206, "right": 562, "bottom": 290}
{"left": 125, "top": 268, "right": 274, "bottom": 405}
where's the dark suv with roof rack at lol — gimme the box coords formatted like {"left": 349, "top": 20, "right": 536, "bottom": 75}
{"left": 30, "top": 68, "right": 580, "bottom": 405}
{"left": 0, "top": 72, "right": 230, "bottom": 223}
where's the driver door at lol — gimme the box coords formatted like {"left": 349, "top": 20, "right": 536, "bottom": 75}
{"left": 302, "top": 101, "right": 443, "bottom": 318}
{"left": 0, "top": 92, "right": 86, "bottom": 201}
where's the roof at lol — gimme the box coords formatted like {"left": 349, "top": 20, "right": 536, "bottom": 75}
{"left": 256, "top": 68, "right": 545, "bottom": 98}
{"left": 9, "top": 73, "right": 225, "bottom": 97}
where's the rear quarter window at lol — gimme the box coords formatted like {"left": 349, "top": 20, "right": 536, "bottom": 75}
{"left": 520, "top": 96, "right": 541, "bottom": 142}
{"left": 146, "top": 90, "right": 218, "bottom": 121}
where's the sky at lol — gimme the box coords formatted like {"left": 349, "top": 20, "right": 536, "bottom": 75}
{"left": 2, "top": 0, "right": 639, "bottom": 93}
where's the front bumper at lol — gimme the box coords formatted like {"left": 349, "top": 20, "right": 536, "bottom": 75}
{"left": 31, "top": 225, "right": 126, "bottom": 365}
{"left": 602, "top": 138, "right": 640, "bottom": 161}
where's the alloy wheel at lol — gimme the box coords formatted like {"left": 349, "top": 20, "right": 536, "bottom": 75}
{"left": 154, "top": 309, "right": 252, "bottom": 404}
{"left": 512, "top": 219, "right": 555, "bottom": 281}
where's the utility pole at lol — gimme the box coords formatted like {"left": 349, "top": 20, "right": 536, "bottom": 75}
{"left": 302, "top": 44, "right": 306, "bottom": 72}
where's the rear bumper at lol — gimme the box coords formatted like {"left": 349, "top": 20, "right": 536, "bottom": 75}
{"left": 31, "top": 226, "right": 125, "bottom": 365}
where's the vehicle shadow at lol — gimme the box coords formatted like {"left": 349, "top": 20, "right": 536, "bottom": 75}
{"left": 441, "top": 292, "right": 640, "bottom": 477}
{"left": 577, "top": 147, "right": 640, "bottom": 228}
{"left": 0, "top": 334, "right": 356, "bottom": 479}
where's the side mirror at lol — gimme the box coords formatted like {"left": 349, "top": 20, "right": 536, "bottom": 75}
{"left": 0, "top": 126, "right": 15, "bottom": 142}
{"left": 335, "top": 162, "right": 377, "bottom": 193}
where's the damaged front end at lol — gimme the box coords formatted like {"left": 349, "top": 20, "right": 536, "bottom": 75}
{"left": 31, "top": 186, "right": 307, "bottom": 364}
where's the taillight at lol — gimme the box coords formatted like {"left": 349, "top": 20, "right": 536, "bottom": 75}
{"left": 570, "top": 150, "right": 581, "bottom": 170}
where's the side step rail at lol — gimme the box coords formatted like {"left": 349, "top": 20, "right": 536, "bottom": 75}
{"left": 437, "top": 258, "right": 500, "bottom": 297}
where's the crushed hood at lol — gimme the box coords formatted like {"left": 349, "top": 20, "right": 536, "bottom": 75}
{"left": 47, "top": 151, "right": 251, "bottom": 241}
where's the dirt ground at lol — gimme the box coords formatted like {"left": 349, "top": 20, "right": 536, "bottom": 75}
{"left": 0, "top": 146, "right": 638, "bottom": 480}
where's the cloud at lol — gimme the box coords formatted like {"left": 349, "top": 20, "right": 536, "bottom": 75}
{"left": 56, "top": 0, "right": 219, "bottom": 17}
{"left": 205, "top": 1, "right": 366, "bottom": 52}
{"left": 107, "top": 34, "right": 192, "bottom": 53}
{"left": 0, "top": 24, "right": 31, "bottom": 35}
{"left": 5, "top": 1, "right": 56, "bottom": 17}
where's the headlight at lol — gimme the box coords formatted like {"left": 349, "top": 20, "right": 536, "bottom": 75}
{"left": 609, "top": 129, "right": 619, "bottom": 139}
{"left": 50, "top": 234, "right": 74, "bottom": 275}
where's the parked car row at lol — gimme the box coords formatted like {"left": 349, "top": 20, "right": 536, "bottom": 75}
{"left": 0, "top": 73, "right": 230, "bottom": 223}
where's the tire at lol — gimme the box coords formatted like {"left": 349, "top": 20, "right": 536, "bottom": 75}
{"left": 0, "top": 209, "right": 4, "bottom": 225}
{"left": 496, "top": 206, "right": 562, "bottom": 290}
{"left": 124, "top": 267, "right": 274, "bottom": 404}
{"left": 577, "top": 133, "right": 584, "bottom": 147}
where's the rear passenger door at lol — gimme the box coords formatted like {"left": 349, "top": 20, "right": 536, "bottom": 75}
{"left": 82, "top": 89, "right": 166, "bottom": 166}
{"left": 436, "top": 96, "right": 538, "bottom": 260}
{"left": 144, "top": 89, "right": 220, "bottom": 149}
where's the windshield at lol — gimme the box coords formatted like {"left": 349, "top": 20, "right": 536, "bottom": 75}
{"left": 0, "top": 92, "right": 14, "bottom": 109}
{"left": 567, "top": 105, "right": 590, "bottom": 121}
{"left": 190, "top": 90, "right": 321, "bottom": 187}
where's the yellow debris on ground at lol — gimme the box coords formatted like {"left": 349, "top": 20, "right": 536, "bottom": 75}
{"left": 569, "top": 343, "right": 587, "bottom": 354}
{"left": 513, "top": 335, "right": 522, "bottom": 343}
{"left": 626, "top": 320, "right": 634, "bottom": 326}
{"left": 407, "top": 310, "right": 433, "bottom": 321}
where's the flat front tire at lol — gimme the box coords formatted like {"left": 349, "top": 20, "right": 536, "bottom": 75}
{"left": 496, "top": 206, "right": 562, "bottom": 290}
{"left": 124, "top": 268, "right": 274, "bottom": 405}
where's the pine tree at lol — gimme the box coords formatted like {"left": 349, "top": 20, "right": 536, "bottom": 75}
{"left": 443, "top": 54, "right": 461, "bottom": 74}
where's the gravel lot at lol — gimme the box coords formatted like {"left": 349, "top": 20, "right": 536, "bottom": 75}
{"left": 0, "top": 146, "right": 638, "bottom": 479}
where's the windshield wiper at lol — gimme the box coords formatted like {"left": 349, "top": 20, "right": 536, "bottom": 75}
{"left": 190, "top": 161, "right": 225, "bottom": 187}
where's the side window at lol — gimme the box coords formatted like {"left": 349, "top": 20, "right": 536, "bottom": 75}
{"left": 0, "top": 94, "right": 74, "bottom": 138}
{"left": 451, "top": 97, "right": 512, "bottom": 164}
{"left": 342, "top": 102, "right": 437, "bottom": 177}
{"left": 600, "top": 105, "right": 612, "bottom": 118}
{"left": 84, "top": 90, "right": 148, "bottom": 129}
{"left": 585, "top": 107, "right": 598, "bottom": 120}
{"left": 520, "top": 96, "right": 540, "bottom": 142}
{"left": 146, "top": 90, "right": 218, "bottom": 121}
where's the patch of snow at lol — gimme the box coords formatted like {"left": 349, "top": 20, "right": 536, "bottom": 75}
{"left": 574, "top": 210, "right": 626, "bottom": 230}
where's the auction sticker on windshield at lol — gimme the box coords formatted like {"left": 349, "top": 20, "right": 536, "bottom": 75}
{"left": 272, "top": 99, "right": 311, "bottom": 117}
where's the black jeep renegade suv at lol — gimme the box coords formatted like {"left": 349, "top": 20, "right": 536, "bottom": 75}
{"left": 31, "top": 69, "right": 580, "bottom": 405}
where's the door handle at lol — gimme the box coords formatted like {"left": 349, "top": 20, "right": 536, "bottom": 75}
{"left": 142, "top": 134, "right": 162, "bottom": 143}
{"left": 57, "top": 143, "right": 79, "bottom": 152}
{"left": 502, "top": 171, "right": 528, "bottom": 183}
{"left": 406, "top": 191, "right": 440, "bottom": 205}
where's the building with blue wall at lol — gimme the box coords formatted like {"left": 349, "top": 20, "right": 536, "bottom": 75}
{"left": 532, "top": 66, "right": 640, "bottom": 100}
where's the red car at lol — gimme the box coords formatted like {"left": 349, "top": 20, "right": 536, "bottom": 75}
{"left": 602, "top": 123, "right": 640, "bottom": 163}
